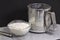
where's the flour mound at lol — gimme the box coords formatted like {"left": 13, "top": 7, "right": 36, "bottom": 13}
{"left": 8, "top": 23, "right": 29, "bottom": 30}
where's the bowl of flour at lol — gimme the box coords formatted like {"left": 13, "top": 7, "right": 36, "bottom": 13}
{"left": 7, "top": 20, "right": 31, "bottom": 36}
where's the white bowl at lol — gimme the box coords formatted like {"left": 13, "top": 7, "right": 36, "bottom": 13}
{"left": 7, "top": 20, "right": 31, "bottom": 36}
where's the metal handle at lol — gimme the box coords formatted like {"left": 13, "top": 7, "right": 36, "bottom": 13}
{"left": 45, "top": 12, "right": 56, "bottom": 32}
{"left": 50, "top": 12, "right": 56, "bottom": 30}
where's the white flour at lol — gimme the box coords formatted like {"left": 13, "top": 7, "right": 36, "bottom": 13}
{"left": 8, "top": 23, "right": 29, "bottom": 30}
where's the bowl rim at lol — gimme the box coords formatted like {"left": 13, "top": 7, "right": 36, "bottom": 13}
{"left": 7, "top": 20, "right": 31, "bottom": 29}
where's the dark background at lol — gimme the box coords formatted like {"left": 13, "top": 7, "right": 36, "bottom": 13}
{"left": 0, "top": 0, "right": 60, "bottom": 27}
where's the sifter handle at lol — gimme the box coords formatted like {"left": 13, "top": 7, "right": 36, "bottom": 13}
{"left": 45, "top": 12, "right": 56, "bottom": 32}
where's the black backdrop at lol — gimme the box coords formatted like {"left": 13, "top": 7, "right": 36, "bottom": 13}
{"left": 0, "top": 0, "right": 60, "bottom": 27}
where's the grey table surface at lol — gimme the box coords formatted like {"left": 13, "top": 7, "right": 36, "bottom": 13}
{"left": 0, "top": 24, "right": 60, "bottom": 40}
